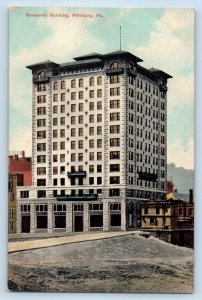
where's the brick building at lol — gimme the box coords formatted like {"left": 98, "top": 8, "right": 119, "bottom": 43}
{"left": 9, "top": 151, "right": 32, "bottom": 186}
{"left": 17, "top": 50, "right": 172, "bottom": 233}
{"left": 140, "top": 189, "right": 194, "bottom": 248}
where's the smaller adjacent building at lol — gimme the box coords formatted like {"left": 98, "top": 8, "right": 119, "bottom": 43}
{"left": 8, "top": 151, "right": 32, "bottom": 186}
{"left": 140, "top": 189, "right": 194, "bottom": 248}
{"left": 8, "top": 174, "right": 17, "bottom": 233}
{"left": 8, "top": 151, "right": 32, "bottom": 234}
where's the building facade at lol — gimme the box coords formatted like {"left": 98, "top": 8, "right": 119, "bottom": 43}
{"left": 9, "top": 151, "right": 32, "bottom": 186}
{"left": 8, "top": 174, "right": 18, "bottom": 233}
{"left": 140, "top": 190, "right": 194, "bottom": 248}
{"left": 17, "top": 50, "right": 172, "bottom": 233}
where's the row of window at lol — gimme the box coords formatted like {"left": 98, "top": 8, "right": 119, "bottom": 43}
{"left": 70, "top": 89, "right": 103, "bottom": 100}
{"left": 20, "top": 202, "right": 120, "bottom": 212}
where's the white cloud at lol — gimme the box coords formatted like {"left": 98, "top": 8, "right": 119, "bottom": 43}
{"left": 167, "top": 137, "right": 194, "bottom": 169}
{"left": 167, "top": 73, "right": 194, "bottom": 109}
{"left": 9, "top": 126, "right": 32, "bottom": 156}
{"left": 132, "top": 9, "right": 194, "bottom": 76}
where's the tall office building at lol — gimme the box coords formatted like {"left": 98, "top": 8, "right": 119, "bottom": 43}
{"left": 17, "top": 50, "right": 172, "bottom": 233}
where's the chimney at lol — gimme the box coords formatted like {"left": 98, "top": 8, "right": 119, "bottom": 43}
{"left": 189, "top": 189, "right": 193, "bottom": 204}
{"left": 14, "top": 154, "right": 18, "bottom": 160}
{"left": 22, "top": 151, "right": 25, "bottom": 158}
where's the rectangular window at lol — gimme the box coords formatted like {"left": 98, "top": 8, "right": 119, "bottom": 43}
{"left": 89, "top": 152, "right": 94, "bottom": 160}
{"left": 71, "top": 104, "right": 76, "bottom": 112}
{"left": 53, "top": 142, "right": 58, "bottom": 150}
{"left": 60, "top": 129, "right": 65, "bottom": 138}
{"left": 89, "top": 165, "right": 94, "bottom": 173}
{"left": 20, "top": 191, "right": 29, "bottom": 198}
{"left": 89, "top": 127, "right": 94, "bottom": 136}
{"left": 89, "top": 102, "right": 94, "bottom": 110}
{"left": 37, "top": 131, "right": 46, "bottom": 139}
{"left": 110, "top": 100, "right": 120, "bottom": 108}
{"left": 38, "top": 83, "right": 46, "bottom": 92}
{"left": 78, "top": 115, "right": 83, "bottom": 124}
{"left": 71, "top": 116, "right": 76, "bottom": 124}
{"left": 97, "top": 76, "right": 102, "bottom": 85}
{"left": 97, "top": 89, "right": 102, "bottom": 98}
{"left": 71, "top": 92, "right": 76, "bottom": 100}
{"left": 53, "top": 106, "right": 58, "bottom": 114}
{"left": 60, "top": 117, "right": 65, "bottom": 125}
{"left": 79, "top": 128, "right": 83, "bottom": 136}
{"left": 60, "top": 142, "right": 65, "bottom": 150}
{"left": 97, "top": 114, "right": 102, "bottom": 122}
{"left": 110, "top": 87, "right": 120, "bottom": 96}
{"left": 109, "top": 189, "right": 120, "bottom": 197}
{"left": 37, "top": 95, "right": 46, "bottom": 103}
{"left": 60, "top": 105, "right": 65, "bottom": 113}
{"left": 78, "top": 153, "right": 83, "bottom": 161}
{"left": 79, "top": 91, "right": 84, "bottom": 99}
{"left": 110, "top": 125, "right": 120, "bottom": 134}
{"left": 89, "top": 77, "right": 94, "bottom": 86}
{"left": 97, "top": 152, "right": 102, "bottom": 160}
{"left": 78, "top": 140, "right": 83, "bottom": 149}
{"left": 61, "top": 93, "right": 65, "bottom": 101}
{"left": 89, "top": 114, "right": 94, "bottom": 123}
{"left": 89, "top": 90, "right": 94, "bottom": 98}
{"left": 97, "top": 139, "right": 102, "bottom": 148}
{"left": 71, "top": 141, "right": 76, "bottom": 149}
{"left": 37, "top": 155, "right": 46, "bottom": 163}
{"left": 37, "top": 143, "right": 46, "bottom": 151}
{"left": 53, "top": 130, "right": 58, "bottom": 138}
{"left": 71, "top": 153, "right": 76, "bottom": 162}
{"left": 37, "top": 179, "right": 46, "bottom": 186}
{"left": 79, "top": 78, "right": 84, "bottom": 87}
{"left": 110, "top": 75, "right": 120, "bottom": 84}
{"left": 110, "top": 138, "right": 120, "bottom": 147}
{"left": 71, "top": 79, "right": 76, "bottom": 88}
{"left": 61, "top": 81, "right": 66, "bottom": 89}
{"left": 110, "top": 164, "right": 120, "bottom": 172}
{"left": 71, "top": 128, "right": 76, "bottom": 137}
{"left": 37, "top": 167, "right": 46, "bottom": 175}
{"left": 53, "top": 81, "right": 58, "bottom": 90}
{"left": 110, "top": 176, "right": 120, "bottom": 184}
{"left": 110, "top": 112, "right": 120, "bottom": 121}
{"left": 97, "top": 126, "right": 102, "bottom": 135}
{"left": 110, "top": 151, "right": 120, "bottom": 159}
{"left": 79, "top": 103, "right": 83, "bottom": 111}
{"left": 89, "top": 140, "right": 94, "bottom": 148}
{"left": 53, "top": 118, "right": 58, "bottom": 126}
{"left": 97, "top": 101, "right": 102, "bottom": 110}
{"left": 37, "top": 119, "right": 46, "bottom": 127}
{"left": 37, "top": 107, "right": 46, "bottom": 115}
{"left": 53, "top": 94, "right": 58, "bottom": 102}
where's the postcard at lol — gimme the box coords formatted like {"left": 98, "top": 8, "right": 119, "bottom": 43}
{"left": 8, "top": 7, "right": 194, "bottom": 293}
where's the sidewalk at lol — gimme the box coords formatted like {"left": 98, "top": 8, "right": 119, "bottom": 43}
{"left": 8, "top": 230, "right": 139, "bottom": 253}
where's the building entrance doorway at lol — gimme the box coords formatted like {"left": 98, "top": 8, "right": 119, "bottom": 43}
{"left": 74, "top": 215, "right": 83, "bottom": 232}
{"left": 21, "top": 215, "right": 30, "bottom": 233}
{"left": 111, "top": 214, "right": 121, "bottom": 227}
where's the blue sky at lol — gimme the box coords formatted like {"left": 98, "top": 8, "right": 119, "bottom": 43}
{"left": 9, "top": 7, "right": 194, "bottom": 169}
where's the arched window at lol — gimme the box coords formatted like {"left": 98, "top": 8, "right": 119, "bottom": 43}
{"left": 110, "top": 61, "right": 121, "bottom": 69}
{"left": 53, "top": 81, "right": 58, "bottom": 90}
{"left": 61, "top": 81, "right": 65, "bottom": 89}
{"left": 38, "top": 71, "right": 45, "bottom": 79}
{"left": 71, "top": 79, "right": 76, "bottom": 88}
{"left": 79, "top": 78, "right": 84, "bottom": 87}
{"left": 89, "top": 77, "right": 94, "bottom": 86}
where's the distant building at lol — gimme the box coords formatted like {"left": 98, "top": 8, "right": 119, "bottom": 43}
{"left": 8, "top": 151, "right": 32, "bottom": 234}
{"left": 140, "top": 189, "right": 194, "bottom": 248}
{"left": 9, "top": 151, "right": 32, "bottom": 186}
{"left": 8, "top": 174, "right": 17, "bottom": 233}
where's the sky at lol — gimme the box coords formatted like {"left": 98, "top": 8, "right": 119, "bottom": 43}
{"left": 9, "top": 7, "right": 194, "bottom": 169}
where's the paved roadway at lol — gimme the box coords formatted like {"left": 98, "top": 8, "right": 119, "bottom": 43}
{"left": 8, "top": 230, "right": 140, "bottom": 253}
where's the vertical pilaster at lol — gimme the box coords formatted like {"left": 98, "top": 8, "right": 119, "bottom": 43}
{"left": 48, "top": 203, "right": 53, "bottom": 233}
{"left": 16, "top": 203, "right": 21, "bottom": 233}
{"left": 83, "top": 203, "right": 89, "bottom": 232}
{"left": 103, "top": 201, "right": 109, "bottom": 231}
{"left": 66, "top": 203, "right": 73, "bottom": 233}
{"left": 30, "top": 203, "right": 35, "bottom": 233}
{"left": 121, "top": 200, "right": 126, "bottom": 230}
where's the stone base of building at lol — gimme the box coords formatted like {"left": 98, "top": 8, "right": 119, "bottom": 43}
{"left": 17, "top": 198, "right": 142, "bottom": 234}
